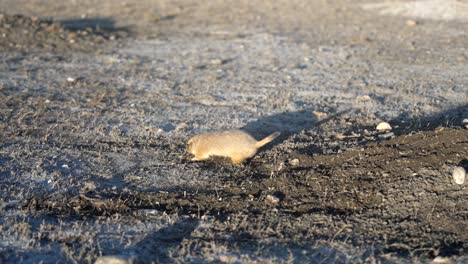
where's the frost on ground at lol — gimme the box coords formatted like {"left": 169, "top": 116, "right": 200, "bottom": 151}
{"left": 362, "top": 0, "right": 468, "bottom": 22}
{"left": 0, "top": 1, "right": 467, "bottom": 263}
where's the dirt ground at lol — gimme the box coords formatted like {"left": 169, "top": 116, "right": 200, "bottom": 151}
{"left": 0, "top": 1, "right": 467, "bottom": 263}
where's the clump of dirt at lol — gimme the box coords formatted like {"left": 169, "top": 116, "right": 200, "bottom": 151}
{"left": 0, "top": 13, "right": 127, "bottom": 52}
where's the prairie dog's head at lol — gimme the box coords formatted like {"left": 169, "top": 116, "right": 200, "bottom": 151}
{"left": 186, "top": 136, "right": 199, "bottom": 154}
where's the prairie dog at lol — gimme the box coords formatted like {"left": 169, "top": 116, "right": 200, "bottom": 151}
{"left": 187, "top": 130, "right": 280, "bottom": 164}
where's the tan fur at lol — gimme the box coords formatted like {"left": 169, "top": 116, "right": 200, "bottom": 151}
{"left": 187, "top": 130, "right": 280, "bottom": 164}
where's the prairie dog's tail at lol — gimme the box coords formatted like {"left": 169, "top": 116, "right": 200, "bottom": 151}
{"left": 255, "top": 132, "right": 281, "bottom": 148}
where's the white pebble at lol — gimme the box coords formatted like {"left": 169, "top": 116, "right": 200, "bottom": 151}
{"left": 452, "top": 166, "right": 466, "bottom": 185}
{"left": 95, "top": 256, "right": 129, "bottom": 264}
{"left": 357, "top": 95, "right": 372, "bottom": 101}
{"left": 432, "top": 256, "right": 453, "bottom": 264}
{"left": 210, "top": 59, "right": 223, "bottom": 65}
{"left": 266, "top": 194, "right": 280, "bottom": 204}
{"left": 312, "top": 110, "right": 327, "bottom": 120}
{"left": 406, "top": 19, "right": 417, "bottom": 26}
{"left": 462, "top": 118, "right": 468, "bottom": 129}
{"left": 289, "top": 158, "right": 300, "bottom": 166}
{"left": 219, "top": 254, "right": 239, "bottom": 263}
{"left": 376, "top": 122, "right": 392, "bottom": 131}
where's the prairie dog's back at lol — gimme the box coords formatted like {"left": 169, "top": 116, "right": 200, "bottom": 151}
{"left": 187, "top": 130, "right": 280, "bottom": 164}
{"left": 204, "top": 130, "right": 257, "bottom": 154}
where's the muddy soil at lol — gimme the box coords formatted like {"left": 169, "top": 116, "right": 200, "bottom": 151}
{"left": 1, "top": 1, "right": 467, "bottom": 263}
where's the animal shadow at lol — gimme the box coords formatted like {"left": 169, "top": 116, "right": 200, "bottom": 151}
{"left": 56, "top": 17, "right": 130, "bottom": 33}
{"left": 242, "top": 108, "right": 348, "bottom": 148}
{"left": 132, "top": 218, "right": 199, "bottom": 263}
{"left": 241, "top": 108, "right": 318, "bottom": 144}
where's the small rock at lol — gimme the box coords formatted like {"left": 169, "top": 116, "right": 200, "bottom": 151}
{"left": 336, "top": 133, "right": 346, "bottom": 140}
{"left": 219, "top": 254, "right": 239, "bottom": 263}
{"left": 67, "top": 32, "right": 77, "bottom": 40}
{"left": 289, "top": 158, "right": 300, "bottom": 166}
{"left": 95, "top": 256, "right": 129, "bottom": 264}
{"left": 376, "top": 122, "right": 392, "bottom": 131}
{"left": 277, "top": 162, "right": 285, "bottom": 171}
{"left": 462, "top": 118, "right": 468, "bottom": 129}
{"left": 357, "top": 95, "right": 372, "bottom": 101}
{"left": 265, "top": 194, "right": 280, "bottom": 205}
{"left": 406, "top": 19, "right": 417, "bottom": 26}
{"left": 175, "top": 122, "right": 188, "bottom": 131}
{"left": 66, "top": 77, "right": 76, "bottom": 83}
{"left": 318, "top": 46, "right": 331, "bottom": 52}
{"left": 140, "top": 209, "right": 159, "bottom": 216}
{"left": 312, "top": 110, "right": 327, "bottom": 120}
{"left": 452, "top": 166, "right": 466, "bottom": 185}
{"left": 432, "top": 256, "right": 454, "bottom": 264}
{"left": 378, "top": 132, "right": 394, "bottom": 139}
{"left": 82, "top": 182, "right": 97, "bottom": 192}
{"left": 210, "top": 59, "right": 223, "bottom": 65}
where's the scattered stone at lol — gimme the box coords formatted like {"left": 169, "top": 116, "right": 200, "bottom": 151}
{"left": 95, "top": 256, "right": 129, "bottom": 264}
{"left": 265, "top": 194, "right": 280, "bottom": 205}
{"left": 432, "top": 256, "right": 454, "bottom": 264}
{"left": 406, "top": 19, "right": 417, "bottom": 26}
{"left": 289, "top": 158, "right": 300, "bottom": 166}
{"left": 378, "top": 132, "right": 394, "bottom": 139}
{"left": 219, "top": 254, "right": 239, "bottom": 263}
{"left": 452, "top": 166, "right": 466, "bottom": 185}
{"left": 67, "top": 32, "right": 77, "bottom": 40}
{"left": 336, "top": 133, "right": 347, "bottom": 140}
{"left": 140, "top": 209, "right": 159, "bottom": 216}
{"left": 210, "top": 58, "right": 223, "bottom": 65}
{"left": 376, "top": 122, "right": 392, "bottom": 131}
{"left": 462, "top": 118, "right": 468, "bottom": 129}
{"left": 312, "top": 110, "right": 327, "bottom": 120}
{"left": 82, "top": 181, "right": 97, "bottom": 192}
{"left": 175, "top": 122, "right": 189, "bottom": 132}
{"left": 277, "top": 162, "right": 285, "bottom": 171}
{"left": 318, "top": 46, "right": 331, "bottom": 52}
{"left": 357, "top": 95, "right": 372, "bottom": 101}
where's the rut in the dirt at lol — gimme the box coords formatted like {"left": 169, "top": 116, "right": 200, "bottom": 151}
{"left": 25, "top": 128, "right": 468, "bottom": 258}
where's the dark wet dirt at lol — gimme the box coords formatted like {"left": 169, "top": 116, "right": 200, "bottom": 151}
{"left": 21, "top": 127, "right": 468, "bottom": 262}
{"left": 0, "top": 13, "right": 127, "bottom": 53}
